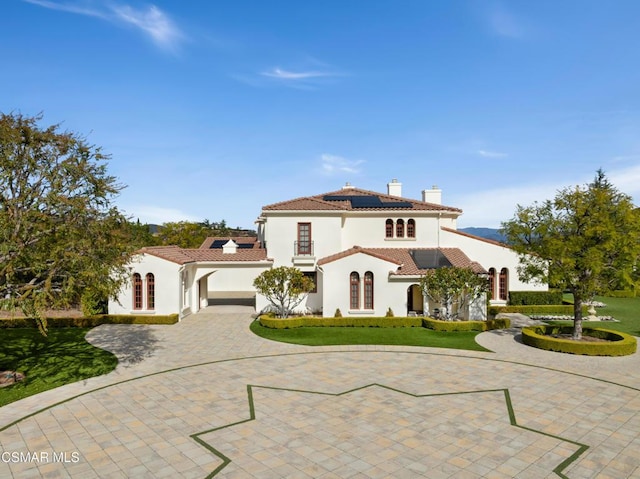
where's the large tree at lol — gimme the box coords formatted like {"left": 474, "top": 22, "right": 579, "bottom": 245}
{"left": 253, "top": 266, "right": 315, "bottom": 318}
{"left": 0, "top": 113, "right": 134, "bottom": 332}
{"left": 501, "top": 170, "right": 640, "bottom": 339}
{"left": 419, "top": 267, "right": 488, "bottom": 320}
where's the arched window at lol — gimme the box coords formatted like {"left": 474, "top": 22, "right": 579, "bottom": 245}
{"left": 499, "top": 268, "right": 508, "bottom": 301}
{"left": 350, "top": 272, "right": 360, "bottom": 309}
{"left": 385, "top": 219, "right": 394, "bottom": 238}
{"left": 146, "top": 273, "right": 155, "bottom": 310}
{"left": 364, "top": 272, "right": 374, "bottom": 309}
{"left": 488, "top": 268, "right": 496, "bottom": 301}
{"left": 133, "top": 273, "right": 142, "bottom": 310}
{"left": 407, "top": 219, "right": 415, "bottom": 238}
{"left": 396, "top": 219, "right": 405, "bottom": 238}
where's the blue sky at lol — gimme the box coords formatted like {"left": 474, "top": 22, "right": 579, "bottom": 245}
{"left": 3, "top": 1, "right": 640, "bottom": 228}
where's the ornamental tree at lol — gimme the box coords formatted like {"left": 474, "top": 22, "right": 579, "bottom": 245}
{"left": 501, "top": 170, "right": 640, "bottom": 340}
{"left": 253, "top": 266, "right": 315, "bottom": 318}
{"left": 419, "top": 267, "right": 488, "bottom": 320}
{"left": 0, "top": 112, "right": 135, "bottom": 333}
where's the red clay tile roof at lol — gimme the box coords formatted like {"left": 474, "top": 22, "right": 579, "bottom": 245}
{"left": 199, "top": 236, "right": 259, "bottom": 249}
{"left": 262, "top": 187, "right": 462, "bottom": 213}
{"left": 317, "top": 246, "right": 486, "bottom": 275}
{"left": 440, "top": 227, "right": 509, "bottom": 248}
{"left": 138, "top": 245, "right": 270, "bottom": 265}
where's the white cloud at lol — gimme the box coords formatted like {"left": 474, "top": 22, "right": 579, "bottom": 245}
{"left": 477, "top": 149, "right": 508, "bottom": 158}
{"left": 261, "top": 68, "right": 334, "bottom": 80}
{"left": 320, "top": 154, "right": 364, "bottom": 175}
{"left": 455, "top": 164, "right": 640, "bottom": 228}
{"left": 124, "top": 205, "right": 200, "bottom": 225}
{"left": 23, "top": 0, "right": 184, "bottom": 52}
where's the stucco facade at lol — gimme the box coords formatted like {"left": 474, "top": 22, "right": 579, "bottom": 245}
{"left": 110, "top": 179, "right": 546, "bottom": 319}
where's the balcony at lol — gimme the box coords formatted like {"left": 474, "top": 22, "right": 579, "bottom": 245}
{"left": 292, "top": 241, "right": 315, "bottom": 265}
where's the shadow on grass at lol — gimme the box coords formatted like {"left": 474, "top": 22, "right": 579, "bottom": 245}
{"left": 86, "top": 325, "right": 160, "bottom": 366}
{"left": 0, "top": 329, "right": 118, "bottom": 407}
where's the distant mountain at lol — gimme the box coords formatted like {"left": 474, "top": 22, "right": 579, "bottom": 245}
{"left": 459, "top": 227, "right": 507, "bottom": 244}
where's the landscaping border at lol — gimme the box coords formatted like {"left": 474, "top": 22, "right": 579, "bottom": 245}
{"left": 0, "top": 314, "right": 179, "bottom": 329}
{"left": 521, "top": 325, "right": 637, "bottom": 356}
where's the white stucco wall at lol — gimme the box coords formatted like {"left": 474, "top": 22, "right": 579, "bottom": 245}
{"left": 439, "top": 229, "right": 548, "bottom": 299}
{"left": 108, "top": 254, "right": 181, "bottom": 316}
{"left": 207, "top": 263, "right": 272, "bottom": 293}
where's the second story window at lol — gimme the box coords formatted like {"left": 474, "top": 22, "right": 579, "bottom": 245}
{"left": 297, "top": 222, "right": 311, "bottom": 255}
{"left": 385, "top": 219, "right": 394, "bottom": 238}
{"left": 407, "top": 219, "right": 415, "bottom": 238}
{"left": 396, "top": 219, "right": 405, "bottom": 238}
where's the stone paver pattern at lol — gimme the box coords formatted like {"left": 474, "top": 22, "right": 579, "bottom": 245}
{"left": 1, "top": 305, "right": 639, "bottom": 478}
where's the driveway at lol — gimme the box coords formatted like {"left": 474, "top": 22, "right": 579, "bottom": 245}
{"left": 1, "top": 307, "right": 639, "bottom": 478}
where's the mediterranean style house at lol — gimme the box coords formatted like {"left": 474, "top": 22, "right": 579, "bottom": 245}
{"left": 108, "top": 180, "right": 547, "bottom": 319}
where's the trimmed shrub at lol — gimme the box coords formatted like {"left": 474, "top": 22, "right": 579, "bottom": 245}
{"left": 0, "top": 314, "right": 179, "bottom": 329}
{"left": 489, "top": 305, "right": 588, "bottom": 317}
{"left": 259, "top": 315, "right": 422, "bottom": 329}
{"left": 522, "top": 325, "right": 637, "bottom": 356}
{"left": 385, "top": 308, "right": 394, "bottom": 317}
{"left": 334, "top": 308, "right": 342, "bottom": 318}
{"left": 508, "top": 290, "right": 563, "bottom": 305}
{"left": 422, "top": 317, "right": 510, "bottom": 332}
{"left": 608, "top": 290, "right": 636, "bottom": 298}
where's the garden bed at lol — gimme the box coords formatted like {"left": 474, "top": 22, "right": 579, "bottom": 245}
{"left": 522, "top": 325, "right": 637, "bottom": 356}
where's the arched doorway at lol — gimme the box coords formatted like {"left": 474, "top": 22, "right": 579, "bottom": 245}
{"left": 407, "top": 284, "right": 423, "bottom": 316}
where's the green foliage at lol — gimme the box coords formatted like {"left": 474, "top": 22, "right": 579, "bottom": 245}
{"left": 334, "top": 308, "right": 342, "bottom": 317}
{"left": 258, "top": 315, "right": 423, "bottom": 329}
{"left": 422, "top": 317, "right": 510, "bottom": 331}
{"left": 608, "top": 290, "right": 637, "bottom": 298}
{"left": 508, "top": 290, "right": 563, "bottom": 305}
{"left": 0, "top": 314, "right": 179, "bottom": 329}
{"left": 522, "top": 325, "right": 637, "bottom": 356}
{"left": 0, "top": 113, "right": 136, "bottom": 334}
{"left": 501, "top": 170, "right": 640, "bottom": 339}
{"left": 154, "top": 219, "right": 253, "bottom": 248}
{"left": 253, "top": 266, "right": 315, "bottom": 318}
{"left": 80, "top": 290, "right": 108, "bottom": 316}
{"left": 489, "top": 305, "right": 588, "bottom": 316}
{"left": 419, "top": 267, "right": 488, "bottom": 320}
{"left": 385, "top": 307, "right": 394, "bottom": 317}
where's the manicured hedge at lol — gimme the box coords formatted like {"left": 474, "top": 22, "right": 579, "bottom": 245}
{"left": 258, "top": 316, "right": 423, "bottom": 329}
{"left": 0, "top": 314, "right": 179, "bottom": 329}
{"left": 521, "top": 325, "right": 637, "bottom": 356}
{"left": 608, "top": 290, "right": 637, "bottom": 298}
{"left": 508, "top": 290, "right": 563, "bottom": 305}
{"left": 422, "top": 317, "right": 510, "bottom": 332}
{"left": 489, "top": 305, "right": 588, "bottom": 316}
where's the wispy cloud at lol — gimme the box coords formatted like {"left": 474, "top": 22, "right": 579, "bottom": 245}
{"left": 320, "top": 154, "right": 364, "bottom": 175}
{"left": 261, "top": 68, "right": 334, "bottom": 80}
{"left": 23, "top": 0, "right": 184, "bottom": 52}
{"left": 486, "top": 4, "right": 525, "bottom": 38}
{"left": 478, "top": 149, "right": 508, "bottom": 158}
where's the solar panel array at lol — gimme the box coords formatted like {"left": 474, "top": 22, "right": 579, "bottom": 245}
{"left": 322, "top": 194, "right": 413, "bottom": 209}
{"left": 410, "top": 250, "right": 452, "bottom": 270}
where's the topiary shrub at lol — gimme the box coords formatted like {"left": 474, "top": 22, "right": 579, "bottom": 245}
{"left": 521, "top": 325, "right": 637, "bottom": 356}
{"left": 334, "top": 308, "right": 342, "bottom": 318}
{"left": 0, "top": 314, "right": 179, "bottom": 329}
{"left": 508, "top": 290, "right": 563, "bottom": 305}
{"left": 422, "top": 317, "right": 510, "bottom": 332}
{"left": 385, "top": 308, "right": 394, "bottom": 317}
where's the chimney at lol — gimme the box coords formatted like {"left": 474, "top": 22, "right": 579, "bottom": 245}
{"left": 342, "top": 182, "right": 355, "bottom": 190}
{"left": 222, "top": 239, "right": 238, "bottom": 254}
{"left": 422, "top": 185, "right": 442, "bottom": 205}
{"left": 387, "top": 178, "right": 402, "bottom": 197}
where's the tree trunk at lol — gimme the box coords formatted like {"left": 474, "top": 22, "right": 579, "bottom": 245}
{"left": 573, "top": 294, "right": 583, "bottom": 340}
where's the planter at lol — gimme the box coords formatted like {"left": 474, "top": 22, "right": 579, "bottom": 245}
{"left": 521, "top": 325, "right": 637, "bottom": 356}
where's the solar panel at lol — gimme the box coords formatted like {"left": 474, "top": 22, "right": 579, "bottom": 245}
{"left": 410, "top": 250, "right": 452, "bottom": 269}
{"left": 380, "top": 201, "right": 413, "bottom": 208}
{"left": 210, "top": 240, "right": 227, "bottom": 249}
{"left": 238, "top": 243, "right": 254, "bottom": 249}
{"left": 350, "top": 195, "right": 383, "bottom": 208}
{"left": 323, "top": 195, "right": 353, "bottom": 201}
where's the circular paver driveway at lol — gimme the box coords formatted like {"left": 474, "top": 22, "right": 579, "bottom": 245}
{"left": 1, "top": 306, "right": 639, "bottom": 478}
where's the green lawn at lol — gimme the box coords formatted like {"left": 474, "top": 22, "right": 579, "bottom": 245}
{"left": 0, "top": 328, "right": 118, "bottom": 407}
{"left": 557, "top": 295, "right": 640, "bottom": 336}
{"left": 249, "top": 321, "right": 490, "bottom": 352}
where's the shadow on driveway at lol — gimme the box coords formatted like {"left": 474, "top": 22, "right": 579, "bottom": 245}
{"left": 86, "top": 325, "right": 161, "bottom": 367}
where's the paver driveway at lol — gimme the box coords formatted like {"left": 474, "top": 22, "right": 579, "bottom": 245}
{"left": 1, "top": 306, "right": 639, "bottom": 478}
